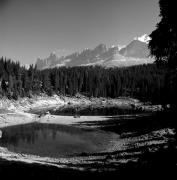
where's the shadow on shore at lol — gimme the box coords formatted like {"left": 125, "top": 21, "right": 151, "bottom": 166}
{"left": 0, "top": 146, "right": 177, "bottom": 179}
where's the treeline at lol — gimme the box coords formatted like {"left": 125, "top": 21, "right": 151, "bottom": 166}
{"left": 0, "top": 57, "right": 167, "bottom": 103}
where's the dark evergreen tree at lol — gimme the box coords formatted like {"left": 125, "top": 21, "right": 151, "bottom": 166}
{"left": 149, "top": 0, "right": 177, "bottom": 108}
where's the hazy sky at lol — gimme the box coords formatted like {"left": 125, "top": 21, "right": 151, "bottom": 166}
{"left": 0, "top": 0, "right": 160, "bottom": 65}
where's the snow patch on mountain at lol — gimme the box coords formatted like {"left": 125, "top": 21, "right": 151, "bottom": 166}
{"left": 134, "top": 34, "right": 151, "bottom": 44}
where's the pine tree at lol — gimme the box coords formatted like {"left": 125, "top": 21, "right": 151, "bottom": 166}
{"left": 149, "top": 0, "right": 177, "bottom": 108}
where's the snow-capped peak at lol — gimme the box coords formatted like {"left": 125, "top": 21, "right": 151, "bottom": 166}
{"left": 134, "top": 34, "right": 151, "bottom": 44}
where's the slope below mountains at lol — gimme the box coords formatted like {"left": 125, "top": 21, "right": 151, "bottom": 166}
{"left": 36, "top": 35, "right": 154, "bottom": 70}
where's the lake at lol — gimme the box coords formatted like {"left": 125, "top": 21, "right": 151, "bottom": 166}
{"left": 0, "top": 123, "right": 117, "bottom": 158}
{"left": 0, "top": 107, "right": 176, "bottom": 175}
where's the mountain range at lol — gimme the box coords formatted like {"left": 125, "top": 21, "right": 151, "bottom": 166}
{"left": 36, "top": 34, "right": 154, "bottom": 70}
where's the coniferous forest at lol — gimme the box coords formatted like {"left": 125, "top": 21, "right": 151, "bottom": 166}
{"left": 0, "top": 57, "right": 167, "bottom": 103}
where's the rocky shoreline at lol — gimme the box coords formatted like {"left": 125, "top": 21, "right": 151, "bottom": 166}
{"left": 0, "top": 94, "right": 163, "bottom": 112}
{"left": 0, "top": 94, "right": 163, "bottom": 128}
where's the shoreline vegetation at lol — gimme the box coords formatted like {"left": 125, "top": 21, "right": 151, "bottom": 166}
{"left": 0, "top": 93, "right": 163, "bottom": 128}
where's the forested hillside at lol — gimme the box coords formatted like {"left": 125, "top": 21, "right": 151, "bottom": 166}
{"left": 0, "top": 57, "right": 167, "bottom": 103}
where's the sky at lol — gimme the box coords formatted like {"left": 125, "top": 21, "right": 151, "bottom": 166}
{"left": 0, "top": 0, "right": 160, "bottom": 65}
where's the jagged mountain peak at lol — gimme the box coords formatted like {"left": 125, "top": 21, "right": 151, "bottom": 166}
{"left": 36, "top": 35, "right": 154, "bottom": 70}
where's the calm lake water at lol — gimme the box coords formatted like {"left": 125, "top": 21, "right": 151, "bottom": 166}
{"left": 0, "top": 123, "right": 116, "bottom": 158}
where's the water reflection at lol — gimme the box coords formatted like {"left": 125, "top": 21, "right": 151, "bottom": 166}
{"left": 31, "top": 105, "right": 142, "bottom": 116}
{"left": 0, "top": 123, "right": 114, "bottom": 158}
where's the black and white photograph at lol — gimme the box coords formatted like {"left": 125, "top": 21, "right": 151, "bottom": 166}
{"left": 0, "top": 0, "right": 177, "bottom": 179}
